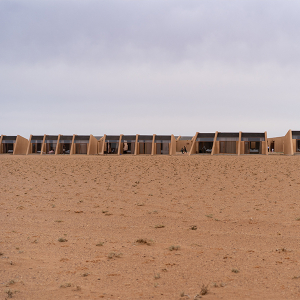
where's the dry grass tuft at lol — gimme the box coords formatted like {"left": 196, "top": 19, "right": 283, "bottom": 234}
{"left": 169, "top": 245, "right": 180, "bottom": 251}
{"left": 5, "top": 289, "right": 14, "bottom": 298}
{"left": 108, "top": 252, "right": 122, "bottom": 259}
{"left": 155, "top": 224, "right": 165, "bottom": 228}
{"left": 135, "top": 238, "right": 153, "bottom": 246}
{"left": 58, "top": 238, "right": 68, "bottom": 242}
{"left": 60, "top": 283, "right": 72, "bottom": 288}
{"left": 200, "top": 284, "right": 209, "bottom": 295}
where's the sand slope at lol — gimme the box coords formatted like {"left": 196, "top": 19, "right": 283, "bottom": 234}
{"left": 1, "top": 155, "right": 300, "bottom": 299}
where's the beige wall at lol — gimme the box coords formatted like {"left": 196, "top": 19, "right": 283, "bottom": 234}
{"left": 212, "top": 141, "right": 220, "bottom": 155}
{"left": 134, "top": 134, "right": 139, "bottom": 155}
{"left": 40, "top": 135, "right": 47, "bottom": 155}
{"left": 97, "top": 136, "right": 105, "bottom": 154}
{"left": 188, "top": 133, "right": 198, "bottom": 155}
{"left": 26, "top": 134, "right": 33, "bottom": 155}
{"left": 151, "top": 134, "right": 155, "bottom": 155}
{"left": 176, "top": 140, "right": 192, "bottom": 152}
{"left": 88, "top": 135, "right": 98, "bottom": 155}
{"left": 0, "top": 135, "right": 3, "bottom": 154}
{"left": 292, "top": 139, "right": 297, "bottom": 154}
{"left": 262, "top": 132, "right": 268, "bottom": 155}
{"left": 99, "top": 135, "right": 106, "bottom": 154}
{"left": 283, "top": 130, "right": 293, "bottom": 155}
{"left": 70, "top": 135, "right": 76, "bottom": 155}
{"left": 170, "top": 135, "right": 176, "bottom": 155}
{"left": 55, "top": 135, "right": 61, "bottom": 155}
{"left": 14, "top": 135, "right": 29, "bottom": 155}
{"left": 211, "top": 132, "right": 218, "bottom": 155}
{"left": 117, "top": 135, "right": 122, "bottom": 155}
{"left": 267, "top": 136, "right": 284, "bottom": 153}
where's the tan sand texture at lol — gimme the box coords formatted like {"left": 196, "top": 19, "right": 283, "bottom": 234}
{"left": 1, "top": 155, "right": 300, "bottom": 299}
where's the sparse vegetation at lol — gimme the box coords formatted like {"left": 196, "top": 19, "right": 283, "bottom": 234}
{"left": 190, "top": 225, "right": 197, "bottom": 230}
{"left": 200, "top": 284, "right": 209, "bottom": 295}
{"left": 232, "top": 268, "right": 239, "bottom": 273}
{"left": 5, "top": 289, "right": 13, "bottom": 298}
{"left": 169, "top": 245, "right": 180, "bottom": 251}
{"left": 135, "top": 238, "right": 152, "bottom": 245}
{"left": 60, "top": 283, "right": 72, "bottom": 288}
{"left": 58, "top": 238, "right": 68, "bottom": 242}
{"left": 154, "top": 273, "right": 160, "bottom": 279}
{"left": 276, "top": 248, "right": 287, "bottom": 252}
{"left": 155, "top": 224, "right": 165, "bottom": 228}
{"left": 96, "top": 242, "right": 104, "bottom": 246}
{"left": 108, "top": 252, "right": 122, "bottom": 259}
{"left": 205, "top": 214, "right": 213, "bottom": 218}
{"left": 7, "top": 280, "right": 15, "bottom": 286}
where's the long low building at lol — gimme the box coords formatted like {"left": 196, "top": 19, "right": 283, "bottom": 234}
{"left": 2, "top": 130, "right": 299, "bottom": 155}
{"left": 188, "top": 131, "right": 268, "bottom": 155}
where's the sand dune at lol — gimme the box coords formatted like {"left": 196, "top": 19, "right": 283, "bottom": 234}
{"left": 1, "top": 155, "right": 300, "bottom": 299}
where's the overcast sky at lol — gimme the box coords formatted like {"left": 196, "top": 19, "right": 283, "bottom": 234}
{"left": 1, "top": 0, "right": 300, "bottom": 138}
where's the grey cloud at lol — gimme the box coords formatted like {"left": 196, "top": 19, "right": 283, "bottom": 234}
{"left": 1, "top": 0, "right": 300, "bottom": 66}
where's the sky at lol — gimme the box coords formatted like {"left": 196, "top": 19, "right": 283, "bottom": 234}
{"left": 1, "top": 0, "right": 300, "bottom": 138}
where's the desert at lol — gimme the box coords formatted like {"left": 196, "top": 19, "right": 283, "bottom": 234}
{"left": 1, "top": 154, "right": 300, "bottom": 299}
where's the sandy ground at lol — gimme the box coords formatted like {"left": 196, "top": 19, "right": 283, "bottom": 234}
{"left": 1, "top": 155, "right": 300, "bottom": 299}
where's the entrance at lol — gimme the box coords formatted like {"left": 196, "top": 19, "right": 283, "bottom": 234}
{"left": 270, "top": 141, "right": 275, "bottom": 152}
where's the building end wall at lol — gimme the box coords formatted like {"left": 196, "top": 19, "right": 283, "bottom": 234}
{"left": 87, "top": 135, "right": 98, "bottom": 155}
{"left": 151, "top": 135, "right": 155, "bottom": 156}
{"left": 211, "top": 131, "right": 218, "bottom": 155}
{"left": 70, "top": 135, "right": 76, "bottom": 155}
{"left": 26, "top": 135, "right": 33, "bottom": 155}
{"left": 188, "top": 132, "right": 198, "bottom": 156}
{"left": 0, "top": 135, "right": 3, "bottom": 154}
{"left": 170, "top": 135, "right": 176, "bottom": 155}
{"left": 284, "top": 129, "right": 293, "bottom": 155}
{"left": 14, "top": 135, "right": 29, "bottom": 155}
